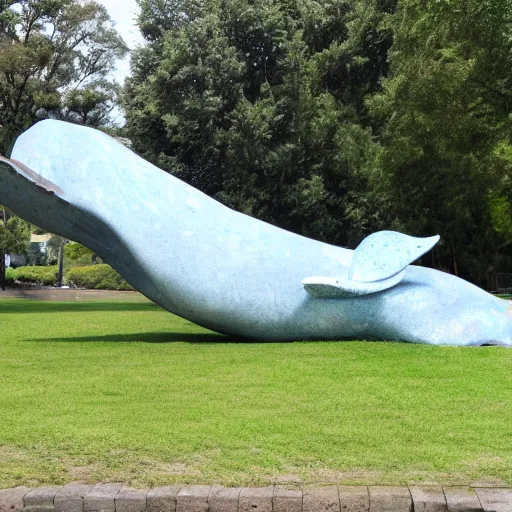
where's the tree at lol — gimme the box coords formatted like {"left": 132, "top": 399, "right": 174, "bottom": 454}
{"left": 369, "top": 0, "right": 512, "bottom": 284}
{"left": 124, "top": 0, "right": 386, "bottom": 247}
{"left": 60, "top": 81, "right": 121, "bottom": 127}
{"left": 0, "top": 0, "right": 127, "bottom": 280}
{"left": 0, "top": 205, "right": 30, "bottom": 289}
{"left": 0, "top": 0, "right": 128, "bottom": 155}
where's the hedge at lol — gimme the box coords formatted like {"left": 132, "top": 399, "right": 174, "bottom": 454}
{"left": 5, "top": 268, "right": 15, "bottom": 285}
{"left": 7, "top": 264, "right": 134, "bottom": 291}
{"left": 10, "top": 265, "right": 58, "bottom": 286}
{"left": 66, "top": 264, "right": 135, "bottom": 291}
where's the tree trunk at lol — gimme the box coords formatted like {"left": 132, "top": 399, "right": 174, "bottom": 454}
{"left": 57, "top": 241, "right": 65, "bottom": 287}
{"left": 449, "top": 238, "right": 459, "bottom": 277}
{"left": 0, "top": 250, "right": 6, "bottom": 291}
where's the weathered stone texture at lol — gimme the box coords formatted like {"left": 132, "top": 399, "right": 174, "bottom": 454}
{"left": 238, "top": 487, "right": 274, "bottom": 512}
{"left": 273, "top": 488, "right": 302, "bottom": 512}
{"left": 176, "top": 486, "right": 211, "bottom": 512}
{"left": 474, "top": 488, "right": 512, "bottom": 512}
{"left": 409, "top": 486, "right": 447, "bottom": 512}
{"left": 54, "top": 483, "right": 93, "bottom": 512}
{"left": 208, "top": 486, "right": 242, "bottom": 512}
{"left": 444, "top": 487, "right": 483, "bottom": 512}
{"left": 368, "top": 486, "right": 412, "bottom": 512}
{"left": 338, "top": 485, "right": 369, "bottom": 512}
{"left": 146, "top": 486, "right": 182, "bottom": 512}
{"left": 0, "top": 487, "right": 30, "bottom": 512}
{"left": 23, "top": 486, "right": 61, "bottom": 511}
{"left": 83, "top": 483, "right": 123, "bottom": 512}
{"left": 115, "top": 487, "right": 148, "bottom": 512}
{"left": 303, "top": 486, "right": 340, "bottom": 512}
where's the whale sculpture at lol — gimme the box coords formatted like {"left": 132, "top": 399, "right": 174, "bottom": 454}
{"left": 0, "top": 120, "right": 511, "bottom": 345}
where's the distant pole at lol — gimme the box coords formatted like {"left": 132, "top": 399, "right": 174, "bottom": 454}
{"left": 0, "top": 251, "right": 5, "bottom": 291}
{"left": 57, "top": 239, "right": 65, "bottom": 287}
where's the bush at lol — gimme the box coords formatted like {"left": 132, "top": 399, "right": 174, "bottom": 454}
{"left": 11, "top": 266, "right": 58, "bottom": 286}
{"left": 7, "top": 264, "right": 134, "bottom": 291}
{"left": 65, "top": 242, "right": 102, "bottom": 266}
{"left": 66, "top": 264, "right": 134, "bottom": 291}
{"left": 5, "top": 267, "right": 15, "bottom": 285}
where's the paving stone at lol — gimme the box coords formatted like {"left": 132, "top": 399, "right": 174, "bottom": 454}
{"left": 303, "top": 486, "right": 340, "bottom": 512}
{"left": 115, "top": 488, "right": 148, "bottom": 512}
{"left": 444, "top": 487, "right": 483, "bottom": 512}
{"left": 54, "top": 483, "right": 94, "bottom": 512}
{"left": 273, "top": 488, "right": 302, "bottom": 512}
{"left": 239, "top": 487, "right": 274, "bottom": 512}
{"left": 368, "top": 486, "right": 412, "bottom": 512}
{"left": 0, "top": 487, "right": 30, "bottom": 512}
{"left": 475, "top": 488, "right": 512, "bottom": 512}
{"left": 83, "top": 483, "right": 122, "bottom": 512}
{"left": 24, "top": 486, "right": 62, "bottom": 511}
{"left": 146, "top": 486, "right": 182, "bottom": 512}
{"left": 338, "top": 486, "right": 368, "bottom": 512}
{"left": 176, "top": 486, "right": 211, "bottom": 512}
{"left": 409, "top": 486, "right": 447, "bottom": 512}
{"left": 208, "top": 487, "right": 242, "bottom": 512}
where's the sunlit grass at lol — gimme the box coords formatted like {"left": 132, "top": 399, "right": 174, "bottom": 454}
{"left": 1, "top": 295, "right": 512, "bottom": 488}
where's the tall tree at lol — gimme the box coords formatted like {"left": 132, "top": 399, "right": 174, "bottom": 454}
{"left": 124, "top": 0, "right": 386, "bottom": 247}
{"left": 0, "top": 205, "right": 30, "bottom": 290}
{"left": 0, "top": 0, "right": 127, "bottom": 283}
{"left": 369, "top": 0, "right": 512, "bottom": 283}
{"left": 0, "top": 0, "right": 128, "bottom": 155}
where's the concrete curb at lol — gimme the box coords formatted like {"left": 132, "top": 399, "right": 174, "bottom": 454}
{"left": 1, "top": 484, "right": 511, "bottom": 512}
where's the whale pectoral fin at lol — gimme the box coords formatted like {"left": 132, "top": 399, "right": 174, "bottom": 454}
{"left": 302, "top": 270, "right": 406, "bottom": 298}
{"left": 349, "top": 231, "right": 440, "bottom": 283}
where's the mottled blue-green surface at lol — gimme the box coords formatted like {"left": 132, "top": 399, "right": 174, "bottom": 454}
{"left": 1, "top": 120, "right": 511, "bottom": 345}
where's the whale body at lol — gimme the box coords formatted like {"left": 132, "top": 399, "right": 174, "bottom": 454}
{"left": 1, "top": 120, "right": 511, "bottom": 345}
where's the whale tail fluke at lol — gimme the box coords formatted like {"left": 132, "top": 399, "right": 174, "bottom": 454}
{"left": 303, "top": 231, "right": 440, "bottom": 298}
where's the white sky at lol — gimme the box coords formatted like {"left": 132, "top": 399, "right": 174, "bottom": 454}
{"left": 96, "top": 0, "right": 145, "bottom": 85}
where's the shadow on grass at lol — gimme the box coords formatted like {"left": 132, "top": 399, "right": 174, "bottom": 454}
{"left": 27, "top": 331, "right": 261, "bottom": 344}
{"left": 0, "top": 301, "right": 159, "bottom": 314}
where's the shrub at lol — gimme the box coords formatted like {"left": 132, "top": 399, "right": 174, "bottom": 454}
{"left": 65, "top": 242, "right": 102, "bottom": 266}
{"left": 5, "top": 267, "right": 15, "bottom": 285}
{"left": 66, "top": 264, "right": 134, "bottom": 291}
{"left": 11, "top": 266, "right": 58, "bottom": 286}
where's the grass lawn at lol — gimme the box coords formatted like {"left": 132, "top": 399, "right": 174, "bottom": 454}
{"left": 1, "top": 294, "right": 512, "bottom": 489}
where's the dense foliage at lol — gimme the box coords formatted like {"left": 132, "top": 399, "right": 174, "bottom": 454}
{"left": 8, "top": 264, "right": 59, "bottom": 286}
{"left": 1, "top": 0, "right": 510, "bottom": 287}
{"left": 123, "top": 0, "right": 512, "bottom": 287}
{"left": 0, "top": 0, "right": 127, "bottom": 155}
{"left": 0, "top": 0, "right": 127, "bottom": 288}
{"left": 66, "top": 264, "right": 135, "bottom": 290}
{"left": 371, "top": 0, "right": 512, "bottom": 284}
{"left": 8, "top": 263, "right": 134, "bottom": 290}
{"left": 0, "top": 205, "right": 30, "bottom": 289}
{"left": 124, "top": 0, "right": 393, "bottom": 247}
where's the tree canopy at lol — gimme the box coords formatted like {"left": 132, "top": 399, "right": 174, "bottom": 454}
{"left": 0, "top": 0, "right": 128, "bottom": 155}
{"left": 124, "top": 0, "right": 394, "bottom": 247}
{"left": 370, "top": 0, "right": 512, "bottom": 282}
{"left": 0, "top": 0, "right": 126, "bottom": 288}
{"left": 123, "top": 0, "right": 512, "bottom": 287}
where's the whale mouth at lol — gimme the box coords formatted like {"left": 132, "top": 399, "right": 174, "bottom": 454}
{"left": 0, "top": 155, "right": 64, "bottom": 196}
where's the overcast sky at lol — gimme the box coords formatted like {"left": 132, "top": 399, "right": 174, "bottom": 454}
{"left": 97, "top": 0, "right": 145, "bottom": 84}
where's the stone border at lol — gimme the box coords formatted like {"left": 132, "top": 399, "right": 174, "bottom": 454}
{"left": 1, "top": 484, "right": 512, "bottom": 512}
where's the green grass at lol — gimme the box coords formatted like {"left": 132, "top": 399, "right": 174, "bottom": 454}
{"left": 1, "top": 295, "right": 512, "bottom": 488}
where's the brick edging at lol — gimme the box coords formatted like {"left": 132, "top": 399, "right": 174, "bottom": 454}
{"left": 0, "top": 484, "right": 511, "bottom": 512}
